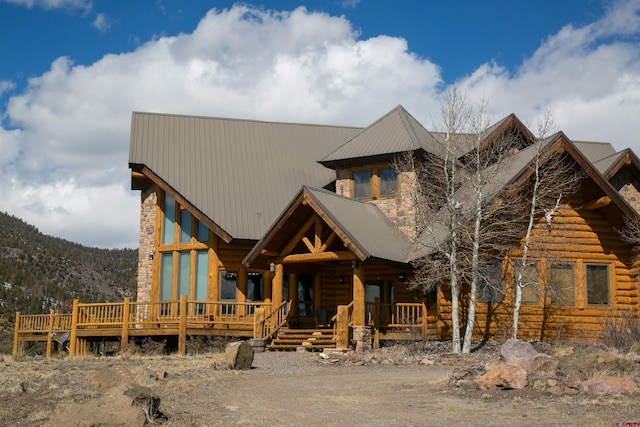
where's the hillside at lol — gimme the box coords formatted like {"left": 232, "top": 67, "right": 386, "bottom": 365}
{"left": 0, "top": 211, "right": 137, "bottom": 352}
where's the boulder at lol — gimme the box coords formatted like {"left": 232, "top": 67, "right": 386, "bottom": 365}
{"left": 557, "top": 348, "right": 634, "bottom": 379}
{"left": 225, "top": 341, "right": 254, "bottom": 370}
{"left": 581, "top": 376, "right": 638, "bottom": 395}
{"left": 476, "top": 364, "right": 528, "bottom": 390}
{"left": 500, "top": 339, "right": 538, "bottom": 362}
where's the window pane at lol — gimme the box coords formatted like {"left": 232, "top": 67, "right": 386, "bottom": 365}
{"left": 379, "top": 168, "right": 398, "bottom": 197}
{"left": 195, "top": 251, "right": 208, "bottom": 301}
{"left": 180, "top": 209, "right": 192, "bottom": 243}
{"left": 550, "top": 264, "right": 574, "bottom": 306}
{"left": 178, "top": 252, "right": 190, "bottom": 297}
{"left": 587, "top": 264, "right": 609, "bottom": 305}
{"left": 220, "top": 272, "right": 237, "bottom": 301}
{"left": 478, "top": 261, "right": 503, "bottom": 303}
{"left": 160, "top": 253, "right": 173, "bottom": 301}
{"left": 353, "top": 170, "right": 372, "bottom": 199}
{"left": 162, "top": 193, "right": 176, "bottom": 244}
{"left": 247, "top": 272, "right": 263, "bottom": 301}
{"left": 515, "top": 262, "right": 539, "bottom": 304}
{"left": 298, "top": 275, "right": 314, "bottom": 316}
{"left": 196, "top": 220, "right": 209, "bottom": 243}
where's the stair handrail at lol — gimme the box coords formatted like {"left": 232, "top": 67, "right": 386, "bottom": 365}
{"left": 255, "top": 300, "right": 291, "bottom": 341}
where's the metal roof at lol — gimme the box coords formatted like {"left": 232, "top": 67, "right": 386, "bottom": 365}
{"left": 320, "top": 105, "right": 444, "bottom": 165}
{"left": 304, "top": 187, "right": 413, "bottom": 263}
{"left": 129, "top": 112, "right": 362, "bottom": 240}
{"left": 573, "top": 141, "right": 617, "bottom": 165}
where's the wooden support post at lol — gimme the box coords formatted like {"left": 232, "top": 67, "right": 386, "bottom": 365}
{"left": 208, "top": 235, "right": 220, "bottom": 317}
{"left": 372, "top": 297, "right": 380, "bottom": 329}
{"left": 272, "top": 264, "right": 283, "bottom": 310}
{"left": 421, "top": 303, "right": 428, "bottom": 340}
{"left": 254, "top": 307, "right": 265, "bottom": 339}
{"left": 13, "top": 311, "right": 20, "bottom": 356}
{"left": 263, "top": 270, "right": 273, "bottom": 305}
{"left": 69, "top": 299, "right": 79, "bottom": 356}
{"left": 178, "top": 294, "right": 187, "bottom": 355}
{"left": 237, "top": 265, "right": 247, "bottom": 316}
{"left": 352, "top": 262, "right": 365, "bottom": 326}
{"left": 335, "top": 305, "right": 349, "bottom": 350}
{"left": 46, "top": 310, "right": 54, "bottom": 358}
{"left": 121, "top": 297, "right": 131, "bottom": 352}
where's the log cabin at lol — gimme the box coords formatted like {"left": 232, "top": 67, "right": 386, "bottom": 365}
{"left": 13, "top": 106, "right": 640, "bottom": 356}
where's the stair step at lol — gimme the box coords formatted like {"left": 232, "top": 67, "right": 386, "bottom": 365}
{"left": 267, "top": 328, "right": 336, "bottom": 352}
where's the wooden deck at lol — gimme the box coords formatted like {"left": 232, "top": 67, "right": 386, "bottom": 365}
{"left": 14, "top": 298, "right": 427, "bottom": 357}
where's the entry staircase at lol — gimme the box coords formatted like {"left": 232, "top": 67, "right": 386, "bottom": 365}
{"left": 267, "top": 328, "right": 336, "bottom": 351}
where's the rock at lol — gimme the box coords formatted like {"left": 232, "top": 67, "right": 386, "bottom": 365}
{"left": 420, "top": 357, "right": 435, "bottom": 365}
{"left": 44, "top": 386, "right": 164, "bottom": 427}
{"left": 87, "top": 365, "right": 136, "bottom": 391}
{"left": 558, "top": 348, "right": 634, "bottom": 378}
{"left": 524, "top": 354, "right": 559, "bottom": 375}
{"left": 560, "top": 376, "right": 582, "bottom": 394}
{"left": 547, "top": 379, "right": 557, "bottom": 387}
{"left": 476, "top": 364, "right": 528, "bottom": 390}
{"left": 225, "top": 341, "right": 254, "bottom": 370}
{"left": 580, "top": 376, "right": 638, "bottom": 395}
{"left": 500, "top": 339, "right": 538, "bottom": 362}
{"left": 448, "top": 365, "right": 486, "bottom": 386}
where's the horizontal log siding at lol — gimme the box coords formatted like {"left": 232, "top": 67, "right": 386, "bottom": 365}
{"left": 437, "top": 202, "right": 639, "bottom": 342}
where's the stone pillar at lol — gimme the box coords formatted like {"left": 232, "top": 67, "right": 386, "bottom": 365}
{"left": 352, "top": 325, "right": 372, "bottom": 352}
{"left": 136, "top": 186, "right": 157, "bottom": 302}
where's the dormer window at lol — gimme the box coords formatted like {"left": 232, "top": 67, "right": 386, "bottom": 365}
{"left": 352, "top": 167, "right": 398, "bottom": 200}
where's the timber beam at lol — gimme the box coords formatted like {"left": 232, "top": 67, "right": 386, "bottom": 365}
{"left": 584, "top": 196, "right": 612, "bottom": 210}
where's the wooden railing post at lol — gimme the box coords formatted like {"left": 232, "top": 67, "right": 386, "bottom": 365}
{"left": 335, "top": 305, "right": 349, "bottom": 350}
{"left": 13, "top": 311, "right": 20, "bottom": 356}
{"left": 421, "top": 303, "right": 428, "bottom": 339}
{"left": 254, "top": 307, "right": 265, "bottom": 339}
{"left": 178, "top": 295, "right": 187, "bottom": 355}
{"left": 46, "top": 310, "right": 55, "bottom": 358}
{"left": 68, "top": 299, "right": 79, "bottom": 356}
{"left": 121, "top": 297, "right": 131, "bottom": 352}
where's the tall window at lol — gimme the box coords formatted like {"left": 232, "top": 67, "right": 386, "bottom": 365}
{"left": 549, "top": 264, "right": 574, "bottom": 306}
{"left": 586, "top": 264, "right": 609, "bottom": 305}
{"left": 352, "top": 167, "right": 398, "bottom": 200}
{"left": 158, "top": 192, "right": 210, "bottom": 301}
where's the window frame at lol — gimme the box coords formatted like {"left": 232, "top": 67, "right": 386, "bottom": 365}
{"left": 549, "top": 263, "right": 575, "bottom": 306}
{"left": 585, "top": 263, "right": 610, "bottom": 306}
{"left": 350, "top": 165, "right": 399, "bottom": 200}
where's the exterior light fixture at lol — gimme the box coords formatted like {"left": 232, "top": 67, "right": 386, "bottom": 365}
{"left": 338, "top": 276, "right": 345, "bottom": 284}
{"left": 269, "top": 262, "right": 276, "bottom": 272}
{"left": 352, "top": 259, "right": 359, "bottom": 269}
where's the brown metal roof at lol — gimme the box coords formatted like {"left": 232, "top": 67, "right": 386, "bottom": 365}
{"left": 129, "top": 112, "right": 362, "bottom": 240}
{"left": 320, "top": 105, "right": 444, "bottom": 166}
{"left": 243, "top": 186, "right": 413, "bottom": 267}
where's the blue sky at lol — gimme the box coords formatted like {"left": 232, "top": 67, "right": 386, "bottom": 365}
{"left": 1, "top": 0, "right": 640, "bottom": 248}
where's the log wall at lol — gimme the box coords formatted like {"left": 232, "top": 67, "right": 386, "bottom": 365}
{"left": 436, "top": 200, "right": 639, "bottom": 341}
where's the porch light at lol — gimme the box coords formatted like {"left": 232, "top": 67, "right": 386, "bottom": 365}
{"left": 269, "top": 262, "right": 276, "bottom": 272}
{"left": 352, "top": 259, "right": 359, "bottom": 269}
{"left": 338, "top": 276, "right": 345, "bottom": 284}
{"left": 398, "top": 274, "right": 406, "bottom": 282}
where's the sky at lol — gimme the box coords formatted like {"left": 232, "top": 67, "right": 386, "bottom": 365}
{"left": 1, "top": 0, "right": 640, "bottom": 249}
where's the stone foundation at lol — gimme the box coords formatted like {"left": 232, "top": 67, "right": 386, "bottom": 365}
{"left": 352, "top": 326, "right": 372, "bottom": 352}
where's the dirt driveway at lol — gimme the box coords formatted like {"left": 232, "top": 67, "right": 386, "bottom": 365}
{"left": 1, "top": 350, "right": 639, "bottom": 427}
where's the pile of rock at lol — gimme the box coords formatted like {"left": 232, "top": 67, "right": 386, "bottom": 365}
{"left": 449, "top": 339, "right": 639, "bottom": 396}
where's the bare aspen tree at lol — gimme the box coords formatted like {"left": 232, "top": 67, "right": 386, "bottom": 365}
{"left": 511, "top": 112, "right": 582, "bottom": 339}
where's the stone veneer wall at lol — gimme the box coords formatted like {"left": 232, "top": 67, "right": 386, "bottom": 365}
{"left": 619, "top": 183, "right": 640, "bottom": 214}
{"left": 335, "top": 168, "right": 419, "bottom": 239}
{"left": 136, "top": 185, "right": 157, "bottom": 302}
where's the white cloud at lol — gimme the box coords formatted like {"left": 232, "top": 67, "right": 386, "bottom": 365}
{"left": 0, "top": 80, "right": 15, "bottom": 95}
{"left": 2, "top": 0, "right": 91, "bottom": 11}
{"left": 1, "top": 2, "right": 640, "bottom": 248}
{"left": 92, "top": 12, "right": 110, "bottom": 33}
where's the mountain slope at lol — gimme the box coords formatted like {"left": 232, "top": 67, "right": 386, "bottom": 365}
{"left": 0, "top": 211, "right": 137, "bottom": 352}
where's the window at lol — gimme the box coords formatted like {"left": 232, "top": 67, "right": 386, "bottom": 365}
{"left": 351, "top": 167, "right": 398, "bottom": 200}
{"left": 514, "top": 262, "right": 539, "bottom": 304}
{"left": 379, "top": 168, "right": 398, "bottom": 197}
{"left": 157, "top": 191, "right": 211, "bottom": 303}
{"left": 478, "top": 261, "right": 503, "bottom": 303}
{"left": 353, "top": 170, "right": 372, "bottom": 199}
{"left": 586, "top": 264, "right": 609, "bottom": 305}
{"left": 246, "top": 273, "right": 264, "bottom": 302}
{"left": 549, "top": 264, "right": 574, "bottom": 306}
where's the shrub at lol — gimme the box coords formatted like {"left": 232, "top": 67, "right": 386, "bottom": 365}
{"left": 599, "top": 311, "right": 640, "bottom": 352}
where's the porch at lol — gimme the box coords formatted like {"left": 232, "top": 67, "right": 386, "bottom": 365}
{"left": 13, "top": 297, "right": 428, "bottom": 357}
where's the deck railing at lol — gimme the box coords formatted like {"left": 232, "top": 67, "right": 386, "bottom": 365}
{"left": 254, "top": 300, "right": 291, "bottom": 340}
{"left": 14, "top": 297, "right": 272, "bottom": 357}
{"left": 365, "top": 301, "right": 427, "bottom": 331}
